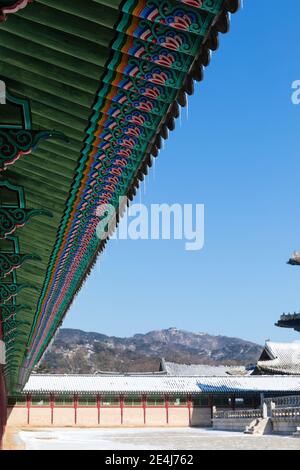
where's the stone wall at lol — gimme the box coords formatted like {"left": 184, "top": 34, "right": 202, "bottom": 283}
{"left": 212, "top": 418, "right": 255, "bottom": 432}
{"left": 7, "top": 406, "right": 212, "bottom": 428}
{"left": 272, "top": 420, "right": 300, "bottom": 435}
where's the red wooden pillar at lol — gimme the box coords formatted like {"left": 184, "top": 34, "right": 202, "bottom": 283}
{"left": 165, "top": 395, "right": 170, "bottom": 425}
{"left": 97, "top": 394, "right": 101, "bottom": 425}
{"left": 50, "top": 393, "right": 55, "bottom": 425}
{"left": 0, "top": 365, "right": 6, "bottom": 450}
{"left": 0, "top": 321, "right": 6, "bottom": 449}
{"left": 74, "top": 394, "right": 78, "bottom": 425}
{"left": 26, "top": 393, "right": 31, "bottom": 425}
{"left": 187, "top": 395, "right": 192, "bottom": 426}
{"left": 120, "top": 395, "right": 124, "bottom": 425}
{"left": 142, "top": 394, "right": 147, "bottom": 425}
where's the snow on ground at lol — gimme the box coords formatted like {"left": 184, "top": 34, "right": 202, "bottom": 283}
{"left": 19, "top": 428, "right": 300, "bottom": 451}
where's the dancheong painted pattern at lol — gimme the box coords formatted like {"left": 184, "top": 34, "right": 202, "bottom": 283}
{"left": 0, "top": 0, "right": 240, "bottom": 394}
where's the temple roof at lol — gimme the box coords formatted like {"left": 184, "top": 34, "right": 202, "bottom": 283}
{"left": 276, "top": 313, "right": 300, "bottom": 333}
{"left": 0, "top": 0, "right": 240, "bottom": 393}
{"left": 256, "top": 341, "right": 300, "bottom": 376}
{"left": 160, "top": 358, "right": 249, "bottom": 376}
{"left": 287, "top": 252, "right": 300, "bottom": 266}
{"left": 22, "top": 373, "right": 300, "bottom": 394}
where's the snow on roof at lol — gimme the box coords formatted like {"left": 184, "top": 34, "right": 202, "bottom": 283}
{"left": 257, "top": 341, "right": 300, "bottom": 375}
{"left": 22, "top": 374, "right": 300, "bottom": 394}
{"left": 161, "top": 359, "right": 248, "bottom": 376}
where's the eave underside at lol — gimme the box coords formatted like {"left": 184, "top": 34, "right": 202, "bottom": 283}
{"left": 0, "top": 0, "right": 239, "bottom": 392}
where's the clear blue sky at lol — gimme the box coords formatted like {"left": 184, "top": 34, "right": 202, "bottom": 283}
{"left": 64, "top": 0, "right": 300, "bottom": 345}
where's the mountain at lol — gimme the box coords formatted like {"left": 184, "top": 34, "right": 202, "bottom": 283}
{"left": 36, "top": 328, "right": 263, "bottom": 374}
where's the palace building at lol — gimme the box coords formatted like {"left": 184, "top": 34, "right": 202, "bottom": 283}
{"left": 276, "top": 253, "right": 300, "bottom": 332}
{"left": 253, "top": 342, "right": 300, "bottom": 376}
{"left": 159, "top": 358, "right": 250, "bottom": 376}
{"left": 0, "top": 0, "right": 240, "bottom": 447}
{"left": 6, "top": 374, "right": 300, "bottom": 429}
{"left": 276, "top": 314, "right": 300, "bottom": 333}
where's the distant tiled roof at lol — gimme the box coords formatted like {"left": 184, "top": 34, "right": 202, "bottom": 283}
{"left": 276, "top": 313, "right": 300, "bottom": 332}
{"left": 80, "top": 370, "right": 167, "bottom": 376}
{"left": 161, "top": 359, "right": 248, "bottom": 376}
{"left": 195, "top": 376, "right": 300, "bottom": 393}
{"left": 257, "top": 342, "right": 300, "bottom": 375}
{"left": 22, "top": 374, "right": 300, "bottom": 394}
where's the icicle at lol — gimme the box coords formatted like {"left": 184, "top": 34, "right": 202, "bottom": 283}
{"left": 115, "top": 224, "right": 118, "bottom": 244}
{"left": 97, "top": 258, "right": 101, "bottom": 273}
{"left": 186, "top": 94, "right": 189, "bottom": 121}
{"left": 139, "top": 184, "right": 142, "bottom": 207}
{"left": 153, "top": 155, "right": 156, "bottom": 181}
{"left": 179, "top": 106, "right": 182, "bottom": 127}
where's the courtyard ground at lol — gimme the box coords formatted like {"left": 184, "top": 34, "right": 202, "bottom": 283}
{"left": 18, "top": 427, "right": 300, "bottom": 451}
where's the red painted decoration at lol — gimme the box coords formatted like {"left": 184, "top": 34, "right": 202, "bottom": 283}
{"left": 0, "top": 1, "right": 33, "bottom": 22}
